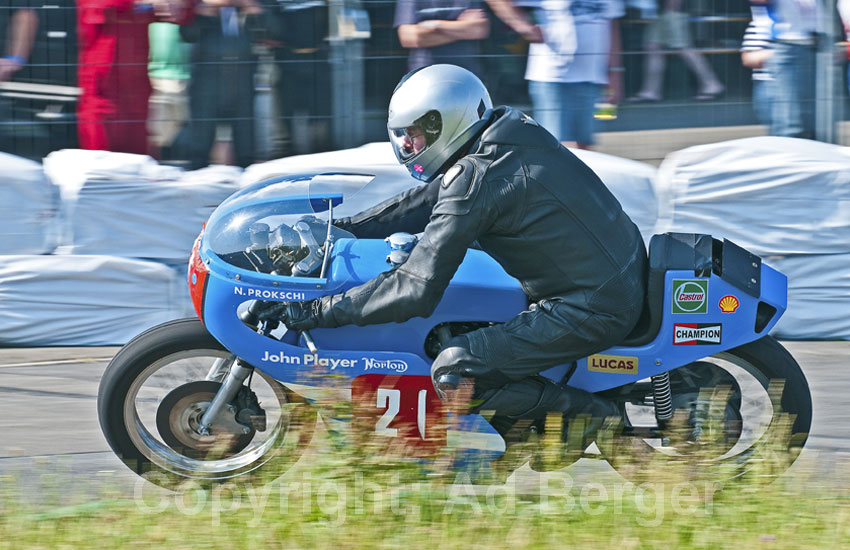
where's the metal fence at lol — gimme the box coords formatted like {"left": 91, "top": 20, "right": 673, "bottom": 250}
{"left": 1, "top": 0, "right": 847, "bottom": 163}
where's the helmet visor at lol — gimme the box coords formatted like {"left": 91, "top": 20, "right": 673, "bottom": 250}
{"left": 388, "top": 110, "right": 443, "bottom": 163}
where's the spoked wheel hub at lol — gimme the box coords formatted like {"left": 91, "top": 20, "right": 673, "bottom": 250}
{"left": 156, "top": 381, "right": 255, "bottom": 459}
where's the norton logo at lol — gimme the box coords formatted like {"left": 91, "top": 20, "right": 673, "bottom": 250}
{"left": 672, "top": 279, "right": 708, "bottom": 314}
{"left": 588, "top": 354, "right": 638, "bottom": 374}
{"left": 363, "top": 358, "right": 409, "bottom": 373}
{"left": 719, "top": 295, "right": 740, "bottom": 313}
{"left": 673, "top": 323, "right": 722, "bottom": 345}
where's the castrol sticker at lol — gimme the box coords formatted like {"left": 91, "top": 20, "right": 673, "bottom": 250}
{"left": 672, "top": 279, "right": 708, "bottom": 314}
{"left": 588, "top": 354, "right": 638, "bottom": 374}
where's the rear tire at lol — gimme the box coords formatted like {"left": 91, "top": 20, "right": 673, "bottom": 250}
{"left": 598, "top": 336, "right": 811, "bottom": 481}
{"left": 98, "top": 318, "right": 316, "bottom": 488}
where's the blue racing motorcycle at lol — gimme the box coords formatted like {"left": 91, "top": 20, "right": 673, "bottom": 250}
{"left": 97, "top": 172, "right": 812, "bottom": 487}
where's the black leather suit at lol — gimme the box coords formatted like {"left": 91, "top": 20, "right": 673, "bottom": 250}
{"left": 315, "top": 106, "right": 647, "bottom": 427}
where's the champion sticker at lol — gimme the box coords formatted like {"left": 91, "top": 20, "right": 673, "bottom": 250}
{"left": 673, "top": 323, "right": 722, "bottom": 345}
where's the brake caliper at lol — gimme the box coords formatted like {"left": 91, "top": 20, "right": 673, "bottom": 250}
{"left": 234, "top": 386, "right": 267, "bottom": 432}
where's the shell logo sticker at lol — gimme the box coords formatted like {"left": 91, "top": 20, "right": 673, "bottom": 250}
{"left": 719, "top": 295, "right": 740, "bottom": 313}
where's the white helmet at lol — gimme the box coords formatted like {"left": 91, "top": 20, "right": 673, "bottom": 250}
{"left": 388, "top": 64, "right": 493, "bottom": 182}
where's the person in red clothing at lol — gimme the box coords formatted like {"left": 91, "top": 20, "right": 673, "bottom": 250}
{"left": 76, "top": 0, "right": 190, "bottom": 154}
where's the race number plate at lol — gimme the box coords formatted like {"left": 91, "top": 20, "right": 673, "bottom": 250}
{"left": 351, "top": 374, "right": 446, "bottom": 456}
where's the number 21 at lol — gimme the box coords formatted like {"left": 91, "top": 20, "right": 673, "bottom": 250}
{"left": 375, "top": 388, "right": 428, "bottom": 439}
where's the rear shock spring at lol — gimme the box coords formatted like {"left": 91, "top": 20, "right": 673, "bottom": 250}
{"left": 651, "top": 372, "right": 674, "bottom": 422}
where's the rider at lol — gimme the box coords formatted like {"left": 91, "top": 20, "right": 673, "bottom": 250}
{"left": 277, "top": 64, "right": 647, "bottom": 443}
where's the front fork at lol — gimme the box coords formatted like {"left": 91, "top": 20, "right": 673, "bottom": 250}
{"left": 196, "top": 309, "right": 317, "bottom": 435}
{"left": 197, "top": 300, "right": 269, "bottom": 436}
{"left": 198, "top": 361, "right": 254, "bottom": 436}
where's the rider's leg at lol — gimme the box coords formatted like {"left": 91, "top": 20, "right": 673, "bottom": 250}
{"left": 430, "top": 293, "right": 643, "bottom": 439}
{"left": 431, "top": 338, "right": 619, "bottom": 449}
{"left": 431, "top": 246, "right": 645, "bottom": 432}
{"left": 432, "top": 342, "right": 617, "bottom": 428}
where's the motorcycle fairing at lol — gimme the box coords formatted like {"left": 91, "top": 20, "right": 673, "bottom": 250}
{"left": 198, "top": 235, "right": 528, "bottom": 385}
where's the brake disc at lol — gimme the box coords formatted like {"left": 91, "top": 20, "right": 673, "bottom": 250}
{"left": 155, "top": 381, "right": 255, "bottom": 460}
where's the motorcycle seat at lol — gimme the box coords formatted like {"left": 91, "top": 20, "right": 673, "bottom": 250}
{"left": 620, "top": 233, "right": 715, "bottom": 347}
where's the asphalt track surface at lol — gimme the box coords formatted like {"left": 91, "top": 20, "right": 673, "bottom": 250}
{"left": 1, "top": 341, "right": 848, "bottom": 495}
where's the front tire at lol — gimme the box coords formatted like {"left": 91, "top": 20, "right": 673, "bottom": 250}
{"left": 98, "top": 318, "right": 316, "bottom": 488}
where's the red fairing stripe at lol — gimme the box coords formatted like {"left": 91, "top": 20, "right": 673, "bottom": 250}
{"left": 188, "top": 234, "right": 209, "bottom": 323}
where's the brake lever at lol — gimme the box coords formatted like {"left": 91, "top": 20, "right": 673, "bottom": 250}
{"left": 301, "top": 330, "right": 318, "bottom": 353}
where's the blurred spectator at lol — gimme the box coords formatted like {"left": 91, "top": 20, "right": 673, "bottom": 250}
{"left": 525, "top": 0, "right": 625, "bottom": 149}
{"left": 180, "top": 0, "right": 268, "bottom": 169}
{"left": 0, "top": 0, "right": 38, "bottom": 151}
{"left": 760, "top": 0, "right": 816, "bottom": 139}
{"left": 148, "top": 22, "right": 191, "bottom": 160}
{"left": 394, "top": 0, "right": 491, "bottom": 78}
{"left": 625, "top": 0, "right": 656, "bottom": 19}
{"left": 479, "top": 0, "right": 542, "bottom": 104}
{"left": 740, "top": 5, "right": 774, "bottom": 126}
{"left": 838, "top": 0, "right": 849, "bottom": 94}
{"left": 627, "top": 0, "right": 724, "bottom": 102}
{"left": 268, "top": 0, "right": 332, "bottom": 156}
{"left": 77, "top": 0, "right": 191, "bottom": 155}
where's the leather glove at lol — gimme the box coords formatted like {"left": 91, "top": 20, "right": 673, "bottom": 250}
{"left": 333, "top": 217, "right": 354, "bottom": 235}
{"left": 281, "top": 300, "right": 321, "bottom": 331}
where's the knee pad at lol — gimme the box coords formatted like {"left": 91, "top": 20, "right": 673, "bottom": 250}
{"left": 430, "top": 344, "right": 473, "bottom": 399}
{"left": 433, "top": 374, "right": 461, "bottom": 400}
{"left": 430, "top": 345, "right": 469, "bottom": 383}
{"left": 430, "top": 341, "right": 512, "bottom": 395}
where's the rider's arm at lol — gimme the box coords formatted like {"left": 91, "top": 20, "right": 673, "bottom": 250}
{"left": 483, "top": 0, "right": 542, "bottom": 42}
{"left": 334, "top": 178, "right": 441, "bottom": 238}
{"left": 317, "top": 161, "right": 494, "bottom": 327}
{"left": 0, "top": 8, "right": 37, "bottom": 83}
{"left": 397, "top": 9, "right": 490, "bottom": 48}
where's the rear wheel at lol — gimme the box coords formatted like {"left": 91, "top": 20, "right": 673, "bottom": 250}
{"left": 598, "top": 336, "right": 811, "bottom": 481}
{"left": 98, "top": 318, "right": 316, "bottom": 488}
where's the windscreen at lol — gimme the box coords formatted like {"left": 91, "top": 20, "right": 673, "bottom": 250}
{"left": 204, "top": 174, "right": 372, "bottom": 277}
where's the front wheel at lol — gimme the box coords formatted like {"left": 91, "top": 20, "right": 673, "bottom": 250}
{"left": 598, "top": 336, "right": 812, "bottom": 481}
{"left": 98, "top": 318, "right": 316, "bottom": 488}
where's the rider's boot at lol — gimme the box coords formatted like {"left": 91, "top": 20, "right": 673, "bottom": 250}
{"left": 436, "top": 372, "right": 619, "bottom": 455}
{"left": 476, "top": 377, "right": 618, "bottom": 445}
{"left": 432, "top": 343, "right": 619, "bottom": 472}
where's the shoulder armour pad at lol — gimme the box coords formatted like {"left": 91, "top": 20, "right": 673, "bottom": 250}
{"left": 442, "top": 163, "right": 464, "bottom": 188}
{"left": 521, "top": 112, "right": 539, "bottom": 126}
{"left": 433, "top": 159, "right": 478, "bottom": 216}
